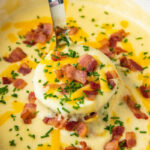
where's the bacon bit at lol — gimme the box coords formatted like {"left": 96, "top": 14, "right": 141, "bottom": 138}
{"left": 76, "top": 122, "right": 88, "bottom": 138}
{"left": 89, "top": 82, "right": 100, "bottom": 90}
{"left": 106, "top": 71, "right": 118, "bottom": 80}
{"left": 120, "top": 56, "right": 143, "bottom": 71}
{"left": 24, "top": 23, "right": 53, "bottom": 44}
{"left": 3, "top": 47, "right": 27, "bottom": 63}
{"left": 106, "top": 71, "right": 118, "bottom": 89}
{"left": 51, "top": 51, "right": 66, "bottom": 61}
{"left": 104, "top": 139, "right": 119, "bottom": 150}
{"left": 68, "top": 26, "right": 78, "bottom": 35}
{"left": 78, "top": 54, "right": 98, "bottom": 72}
{"left": 56, "top": 26, "right": 66, "bottom": 36}
{"left": 83, "top": 90, "right": 98, "bottom": 100}
{"left": 139, "top": 85, "right": 150, "bottom": 98}
{"left": 65, "top": 121, "right": 80, "bottom": 131}
{"left": 21, "top": 103, "right": 37, "bottom": 124}
{"left": 74, "top": 70, "right": 87, "bottom": 85}
{"left": 43, "top": 116, "right": 66, "bottom": 129}
{"left": 65, "top": 141, "right": 91, "bottom": 150}
{"left": 63, "top": 64, "right": 76, "bottom": 80}
{"left": 112, "top": 126, "right": 125, "bottom": 140}
{"left": 123, "top": 95, "right": 148, "bottom": 120}
{"left": 113, "top": 47, "right": 126, "bottom": 55}
{"left": 125, "top": 132, "right": 136, "bottom": 148}
{"left": 109, "top": 29, "right": 128, "bottom": 48}
{"left": 61, "top": 64, "right": 87, "bottom": 84}
{"left": 84, "top": 112, "right": 97, "bottom": 120}
{"left": 18, "top": 63, "right": 31, "bottom": 76}
{"left": 13, "top": 78, "right": 27, "bottom": 89}
{"left": 28, "top": 92, "right": 36, "bottom": 103}
{"left": 104, "top": 126, "right": 124, "bottom": 150}
{"left": 55, "top": 69, "right": 63, "bottom": 78}
{"left": 99, "top": 45, "right": 114, "bottom": 58}
{"left": 2, "top": 77, "right": 13, "bottom": 84}
{"left": 65, "top": 121, "right": 88, "bottom": 138}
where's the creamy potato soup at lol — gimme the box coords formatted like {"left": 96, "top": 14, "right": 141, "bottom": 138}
{"left": 0, "top": 0, "right": 150, "bottom": 150}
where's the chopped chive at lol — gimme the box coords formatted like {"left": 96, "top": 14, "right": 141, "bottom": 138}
{"left": 62, "top": 107, "right": 70, "bottom": 113}
{"left": 41, "top": 127, "right": 54, "bottom": 138}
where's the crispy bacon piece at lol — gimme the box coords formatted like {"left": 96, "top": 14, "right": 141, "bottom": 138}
{"left": 84, "top": 112, "right": 97, "bottom": 120}
{"left": 89, "top": 82, "right": 100, "bottom": 90}
{"left": 113, "top": 47, "right": 126, "bottom": 55}
{"left": 21, "top": 103, "right": 37, "bottom": 124}
{"left": 83, "top": 90, "right": 98, "bottom": 100}
{"left": 43, "top": 116, "right": 66, "bottom": 129}
{"left": 78, "top": 54, "right": 98, "bottom": 72}
{"left": 28, "top": 92, "right": 36, "bottom": 103}
{"left": 125, "top": 132, "right": 136, "bottom": 148}
{"left": 24, "top": 23, "right": 53, "bottom": 44}
{"left": 104, "top": 139, "right": 119, "bottom": 150}
{"left": 13, "top": 78, "right": 27, "bottom": 89}
{"left": 139, "top": 85, "right": 150, "bottom": 98}
{"left": 120, "top": 56, "right": 143, "bottom": 71}
{"left": 18, "top": 63, "right": 31, "bottom": 75}
{"left": 106, "top": 71, "right": 118, "bottom": 79}
{"left": 56, "top": 26, "right": 66, "bottom": 36}
{"left": 65, "top": 121, "right": 80, "bottom": 131}
{"left": 74, "top": 70, "right": 87, "bottom": 85}
{"left": 68, "top": 26, "right": 78, "bottom": 35}
{"left": 109, "top": 29, "right": 128, "bottom": 48}
{"left": 65, "top": 121, "right": 88, "bottom": 138}
{"left": 106, "top": 71, "right": 118, "bottom": 89}
{"left": 104, "top": 126, "right": 124, "bottom": 150}
{"left": 123, "top": 95, "right": 148, "bottom": 120}
{"left": 99, "top": 42, "right": 115, "bottom": 58}
{"left": 60, "top": 64, "right": 87, "bottom": 84}
{"left": 65, "top": 141, "right": 91, "bottom": 150}
{"left": 55, "top": 69, "right": 64, "bottom": 78}
{"left": 3, "top": 47, "right": 27, "bottom": 63}
{"left": 2, "top": 77, "right": 13, "bottom": 84}
{"left": 51, "top": 51, "right": 66, "bottom": 61}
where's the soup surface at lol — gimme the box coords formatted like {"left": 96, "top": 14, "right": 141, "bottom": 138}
{"left": 0, "top": 0, "right": 150, "bottom": 150}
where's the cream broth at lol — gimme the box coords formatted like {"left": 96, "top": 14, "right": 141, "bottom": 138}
{"left": 0, "top": 0, "right": 150, "bottom": 150}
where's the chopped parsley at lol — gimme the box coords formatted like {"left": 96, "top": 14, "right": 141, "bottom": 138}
{"left": 14, "top": 125, "right": 19, "bottom": 131}
{"left": 11, "top": 71, "right": 19, "bottom": 79}
{"left": 62, "top": 107, "right": 70, "bottom": 113}
{"left": 105, "top": 124, "right": 114, "bottom": 134}
{"left": 44, "top": 93, "right": 58, "bottom": 99}
{"left": 104, "top": 11, "right": 109, "bottom": 15}
{"left": 123, "top": 38, "right": 128, "bottom": 43}
{"left": 0, "top": 99, "right": 6, "bottom": 104}
{"left": 11, "top": 114, "right": 16, "bottom": 121}
{"left": 135, "top": 104, "right": 141, "bottom": 109}
{"left": 9, "top": 140, "right": 16, "bottom": 146}
{"left": 99, "top": 63, "right": 105, "bottom": 69}
{"left": 136, "top": 37, "right": 143, "bottom": 40}
{"left": 28, "top": 134, "right": 36, "bottom": 139}
{"left": 41, "top": 127, "right": 54, "bottom": 138}
{"left": 0, "top": 85, "right": 8, "bottom": 96}
{"left": 70, "top": 132, "right": 79, "bottom": 137}
{"left": 140, "top": 131, "right": 147, "bottom": 134}
{"left": 98, "top": 89, "right": 103, "bottom": 95}
{"left": 66, "top": 49, "right": 79, "bottom": 58}
{"left": 83, "top": 45, "right": 89, "bottom": 51}
{"left": 91, "top": 18, "right": 95, "bottom": 22}
{"left": 103, "top": 114, "right": 108, "bottom": 122}
{"left": 11, "top": 93, "right": 18, "bottom": 98}
{"left": 54, "top": 78, "right": 59, "bottom": 83}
